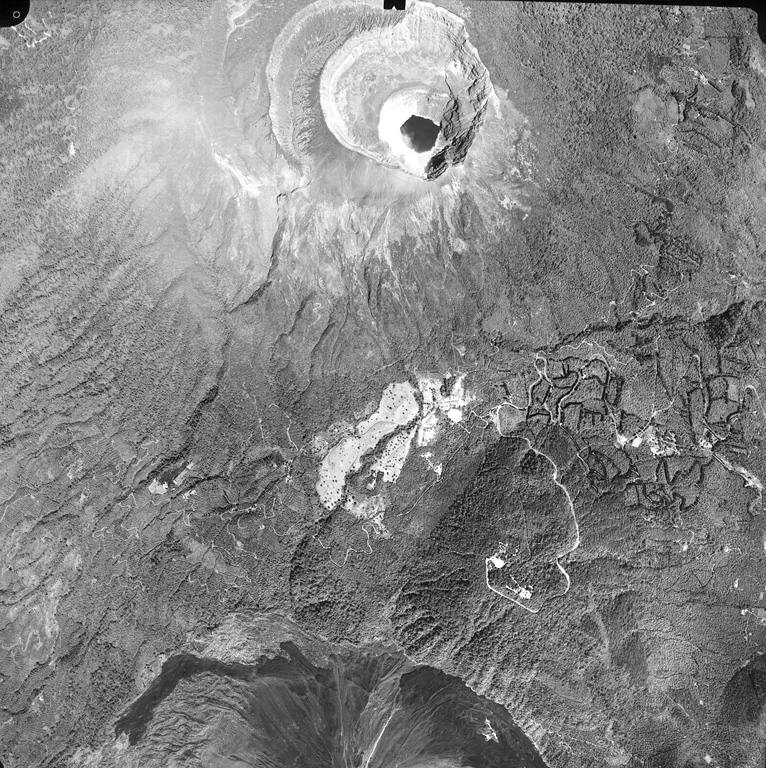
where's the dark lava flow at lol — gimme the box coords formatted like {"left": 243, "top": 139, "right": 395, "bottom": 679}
{"left": 400, "top": 114, "right": 441, "bottom": 153}
{"left": 114, "top": 640, "right": 548, "bottom": 767}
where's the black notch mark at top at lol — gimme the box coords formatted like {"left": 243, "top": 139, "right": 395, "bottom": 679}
{"left": 381, "top": 0, "right": 763, "bottom": 44}
{"left": 0, "top": 1, "right": 30, "bottom": 28}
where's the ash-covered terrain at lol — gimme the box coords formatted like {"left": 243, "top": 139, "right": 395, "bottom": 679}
{"left": 2, "top": 1, "right": 766, "bottom": 767}
{"left": 106, "top": 615, "right": 546, "bottom": 768}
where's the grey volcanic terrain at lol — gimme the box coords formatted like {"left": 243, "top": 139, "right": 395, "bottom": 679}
{"left": 109, "top": 617, "right": 546, "bottom": 768}
{"left": 1, "top": 1, "right": 766, "bottom": 767}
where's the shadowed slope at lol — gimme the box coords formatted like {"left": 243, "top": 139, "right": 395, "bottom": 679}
{"left": 113, "top": 638, "right": 547, "bottom": 768}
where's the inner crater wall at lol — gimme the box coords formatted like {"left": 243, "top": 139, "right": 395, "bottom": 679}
{"left": 317, "top": 0, "right": 493, "bottom": 179}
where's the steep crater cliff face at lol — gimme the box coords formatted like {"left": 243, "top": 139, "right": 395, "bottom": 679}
{"left": 317, "top": 1, "right": 491, "bottom": 180}
{"left": 267, "top": 0, "right": 509, "bottom": 197}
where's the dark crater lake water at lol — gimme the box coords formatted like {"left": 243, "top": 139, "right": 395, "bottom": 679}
{"left": 400, "top": 114, "right": 441, "bottom": 153}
